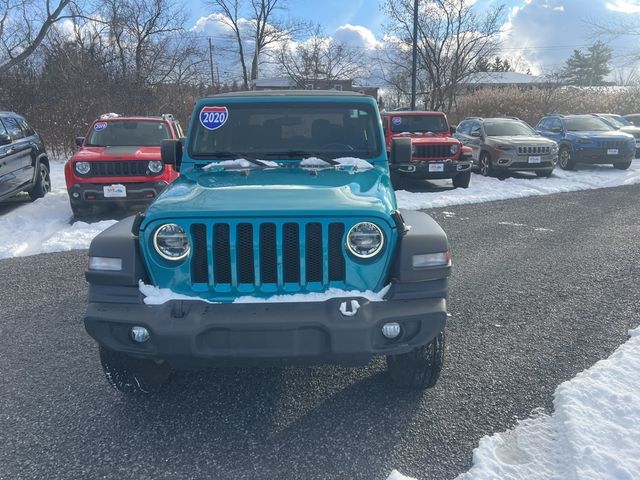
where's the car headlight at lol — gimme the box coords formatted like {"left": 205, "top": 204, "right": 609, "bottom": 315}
{"left": 551, "top": 143, "right": 559, "bottom": 153}
{"left": 450, "top": 144, "right": 459, "bottom": 154}
{"left": 346, "top": 222, "right": 384, "bottom": 259}
{"left": 148, "top": 160, "right": 163, "bottom": 174}
{"left": 497, "top": 145, "right": 513, "bottom": 151}
{"left": 576, "top": 138, "right": 591, "bottom": 144}
{"left": 75, "top": 161, "right": 91, "bottom": 175}
{"left": 153, "top": 223, "right": 190, "bottom": 261}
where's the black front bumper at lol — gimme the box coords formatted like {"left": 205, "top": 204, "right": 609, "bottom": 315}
{"left": 68, "top": 181, "right": 168, "bottom": 207}
{"left": 572, "top": 148, "right": 635, "bottom": 164}
{"left": 392, "top": 159, "right": 473, "bottom": 180}
{"left": 84, "top": 291, "right": 447, "bottom": 368}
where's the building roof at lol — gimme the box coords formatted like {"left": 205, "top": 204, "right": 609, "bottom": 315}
{"left": 253, "top": 77, "right": 295, "bottom": 88}
{"left": 463, "top": 72, "right": 545, "bottom": 85}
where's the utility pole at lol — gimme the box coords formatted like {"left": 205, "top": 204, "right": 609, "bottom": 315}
{"left": 208, "top": 37, "right": 216, "bottom": 92}
{"left": 410, "top": 0, "right": 418, "bottom": 110}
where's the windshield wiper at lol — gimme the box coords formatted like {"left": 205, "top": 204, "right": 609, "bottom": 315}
{"left": 265, "top": 150, "right": 340, "bottom": 166}
{"left": 197, "top": 151, "right": 270, "bottom": 168}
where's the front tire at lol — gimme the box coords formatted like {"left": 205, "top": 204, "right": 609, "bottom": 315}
{"left": 386, "top": 332, "right": 445, "bottom": 389}
{"left": 452, "top": 171, "right": 471, "bottom": 188}
{"left": 28, "top": 162, "right": 50, "bottom": 200}
{"left": 558, "top": 146, "right": 575, "bottom": 170}
{"left": 479, "top": 153, "right": 493, "bottom": 177}
{"left": 613, "top": 161, "right": 631, "bottom": 170}
{"left": 99, "top": 346, "right": 171, "bottom": 395}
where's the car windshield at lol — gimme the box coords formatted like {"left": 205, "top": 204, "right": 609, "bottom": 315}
{"left": 564, "top": 117, "right": 614, "bottom": 132}
{"left": 602, "top": 115, "right": 630, "bottom": 128}
{"left": 389, "top": 114, "right": 448, "bottom": 133}
{"left": 484, "top": 121, "right": 535, "bottom": 136}
{"left": 189, "top": 102, "right": 381, "bottom": 160}
{"left": 87, "top": 120, "right": 170, "bottom": 147}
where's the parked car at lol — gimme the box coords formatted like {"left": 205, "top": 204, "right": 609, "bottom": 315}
{"left": 65, "top": 114, "right": 182, "bottom": 217}
{"left": 593, "top": 114, "right": 640, "bottom": 158}
{"left": 623, "top": 114, "right": 640, "bottom": 126}
{"left": 84, "top": 91, "right": 452, "bottom": 394}
{"left": 455, "top": 116, "right": 558, "bottom": 178}
{"left": 381, "top": 111, "right": 473, "bottom": 188}
{"left": 0, "top": 111, "right": 50, "bottom": 203}
{"left": 535, "top": 114, "right": 635, "bottom": 170}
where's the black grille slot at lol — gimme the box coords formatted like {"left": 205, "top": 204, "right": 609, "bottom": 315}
{"left": 213, "top": 224, "right": 232, "bottom": 284}
{"left": 305, "top": 223, "right": 323, "bottom": 283}
{"left": 89, "top": 161, "right": 150, "bottom": 177}
{"left": 598, "top": 141, "right": 623, "bottom": 149}
{"left": 414, "top": 144, "right": 451, "bottom": 159}
{"left": 191, "top": 224, "right": 208, "bottom": 283}
{"left": 260, "top": 223, "right": 277, "bottom": 284}
{"left": 328, "top": 223, "right": 345, "bottom": 281}
{"left": 237, "top": 223, "right": 254, "bottom": 284}
{"left": 283, "top": 223, "right": 300, "bottom": 283}
{"left": 518, "top": 146, "right": 550, "bottom": 155}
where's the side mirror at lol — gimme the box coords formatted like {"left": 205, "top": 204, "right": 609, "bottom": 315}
{"left": 161, "top": 139, "right": 183, "bottom": 171}
{"left": 470, "top": 130, "right": 481, "bottom": 138}
{"left": 450, "top": 125, "right": 456, "bottom": 134}
{"left": 0, "top": 133, "right": 11, "bottom": 146}
{"left": 389, "top": 137, "right": 412, "bottom": 164}
{"left": 551, "top": 127, "right": 562, "bottom": 133}
{"left": 75, "top": 136, "right": 84, "bottom": 147}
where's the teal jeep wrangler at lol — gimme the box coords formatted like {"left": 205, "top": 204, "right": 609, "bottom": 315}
{"left": 84, "top": 91, "right": 452, "bottom": 394}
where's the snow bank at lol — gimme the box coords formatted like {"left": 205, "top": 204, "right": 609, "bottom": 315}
{"left": 139, "top": 280, "right": 391, "bottom": 305}
{"left": 456, "top": 325, "right": 640, "bottom": 480}
{"left": 396, "top": 159, "right": 640, "bottom": 210}
{"left": 0, "top": 161, "right": 116, "bottom": 259}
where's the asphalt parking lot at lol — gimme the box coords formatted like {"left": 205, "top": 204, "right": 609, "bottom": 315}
{"left": 1, "top": 184, "right": 639, "bottom": 480}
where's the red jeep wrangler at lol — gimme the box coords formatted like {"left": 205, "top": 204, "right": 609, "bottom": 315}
{"left": 65, "top": 114, "right": 182, "bottom": 217}
{"left": 382, "top": 111, "right": 473, "bottom": 188}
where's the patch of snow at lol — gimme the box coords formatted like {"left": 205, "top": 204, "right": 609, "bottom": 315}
{"left": 456, "top": 325, "right": 640, "bottom": 480}
{"left": 339, "top": 299, "right": 361, "bottom": 316}
{"left": 386, "top": 470, "right": 416, "bottom": 480}
{"left": 139, "top": 280, "right": 391, "bottom": 305}
{"left": 300, "top": 157, "right": 374, "bottom": 170}
{"left": 534, "top": 227, "right": 554, "bottom": 232}
{"left": 203, "top": 159, "right": 279, "bottom": 169}
{"left": 396, "top": 159, "right": 640, "bottom": 210}
{"left": 0, "top": 161, "right": 116, "bottom": 259}
{"left": 498, "top": 221, "right": 527, "bottom": 227}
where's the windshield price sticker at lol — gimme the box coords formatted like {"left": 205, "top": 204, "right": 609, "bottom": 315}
{"left": 94, "top": 122, "right": 108, "bottom": 131}
{"left": 392, "top": 117, "right": 402, "bottom": 126}
{"left": 200, "top": 106, "right": 229, "bottom": 130}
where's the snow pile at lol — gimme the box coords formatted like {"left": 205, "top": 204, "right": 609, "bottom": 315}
{"left": 396, "top": 159, "right": 640, "bottom": 210}
{"left": 386, "top": 470, "right": 416, "bottom": 480}
{"left": 457, "top": 325, "right": 640, "bottom": 480}
{"left": 203, "top": 159, "right": 279, "bottom": 169}
{"left": 0, "top": 161, "right": 116, "bottom": 259}
{"left": 139, "top": 280, "right": 390, "bottom": 305}
{"left": 300, "top": 157, "right": 374, "bottom": 170}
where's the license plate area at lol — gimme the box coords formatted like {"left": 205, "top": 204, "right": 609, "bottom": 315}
{"left": 528, "top": 156, "right": 541, "bottom": 164}
{"left": 428, "top": 163, "right": 444, "bottom": 172}
{"left": 607, "top": 148, "right": 619, "bottom": 155}
{"left": 103, "top": 184, "right": 127, "bottom": 198}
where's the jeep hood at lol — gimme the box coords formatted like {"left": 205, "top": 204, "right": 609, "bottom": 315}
{"left": 488, "top": 136, "right": 555, "bottom": 145}
{"left": 393, "top": 132, "right": 456, "bottom": 144}
{"left": 143, "top": 166, "right": 397, "bottom": 225}
{"left": 71, "top": 146, "right": 160, "bottom": 161}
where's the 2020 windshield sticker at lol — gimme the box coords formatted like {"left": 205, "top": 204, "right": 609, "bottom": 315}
{"left": 392, "top": 117, "right": 402, "bottom": 126}
{"left": 200, "top": 106, "right": 229, "bottom": 130}
{"left": 94, "top": 122, "right": 108, "bottom": 131}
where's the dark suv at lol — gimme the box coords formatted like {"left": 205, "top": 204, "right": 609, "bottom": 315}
{"left": 0, "top": 112, "right": 50, "bottom": 202}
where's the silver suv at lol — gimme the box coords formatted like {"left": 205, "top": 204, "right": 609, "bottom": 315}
{"left": 455, "top": 117, "right": 558, "bottom": 178}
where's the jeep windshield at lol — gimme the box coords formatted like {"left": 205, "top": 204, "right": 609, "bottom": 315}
{"left": 389, "top": 115, "right": 448, "bottom": 134}
{"left": 484, "top": 121, "right": 536, "bottom": 136}
{"left": 86, "top": 120, "right": 170, "bottom": 147}
{"left": 564, "top": 117, "right": 614, "bottom": 132}
{"left": 601, "top": 115, "right": 630, "bottom": 128}
{"left": 189, "top": 102, "right": 381, "bottom": 162}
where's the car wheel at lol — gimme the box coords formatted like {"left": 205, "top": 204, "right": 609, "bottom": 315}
{"left": 479, "top": 153, "right": 493, "bottom": 177}
{"left": 99, "top": 346, "right": 171, "bottom": 395}
{"left": 386, "top": 332, "right": 445, "bottom": 389}
{"left": 558, "top": 147, "right": 575, "bottom": 170}
{"left": 613, "top": 161, "right": 631, "bottom": 170}
{"left": 535, "top": 169, "right": 554, "bottom": 178}
{"left": 28, "top": 162, "right": 51, "bottom": 200}
{"left": 452, "top": 171, "right": 471, "bottom": 188}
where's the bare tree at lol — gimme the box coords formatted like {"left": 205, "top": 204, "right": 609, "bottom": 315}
{"left": 382, "top": 0, "right": 505, "bottom": 111}
{"left": 0, "top": 0, "right": 71, "bottom": 75}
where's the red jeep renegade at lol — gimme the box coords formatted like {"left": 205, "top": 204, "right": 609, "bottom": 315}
{"left": 65, "top": 114, "right": 182, "bottom": 217}
{"left": 382, "top": 111, "right": 473, "bottom": 188}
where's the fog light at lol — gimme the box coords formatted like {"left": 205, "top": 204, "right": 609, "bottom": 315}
{"left": 72, "top": 192, "right": 80, "bottom": 198}
{"left": 130, "top": 326, "right": 150, "bottom": 343}
{"left": 88, "top": 256, "right": 122, "bottom": 271}
{"left": 382, "top": 322, "right": 401, "bottom": 339}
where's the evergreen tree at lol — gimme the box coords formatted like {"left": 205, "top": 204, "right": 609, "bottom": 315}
{"left": 562, "top": 42, "right": 612, "bottom": 86}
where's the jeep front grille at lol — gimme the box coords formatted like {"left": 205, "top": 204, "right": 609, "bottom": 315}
{"left": 190, "top": 221, "right": 346, "bottom": 289}
{"left": 87, "top": 161, "right": 157, "bottom": 177}
{"left": 413, "top": 145, "right": 452, "bottom": 159}
{"left": 517, "top": 146, "right": 551, "bottom": 155}
{"left": 597, "top": 141, "right": 625, "bottom": 149}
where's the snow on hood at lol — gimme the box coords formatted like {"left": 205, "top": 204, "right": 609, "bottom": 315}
{"left": 203, "top": 159, "right": 279, "bottom": 169}
{"left": 300, "top": 157, "right": 374, "bottom": 170}
{"left": 139, "top": 280, "right": 390, "bottom": 305}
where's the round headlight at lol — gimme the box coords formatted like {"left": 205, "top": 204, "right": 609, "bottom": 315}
{"left": 346, "top": 222, "right": 384, "bottom": 259}
{"left": 75, "top": 161, "right": 91, "bottom": 175}
{"left": 148, "top": 160, "right": 163, "bottom": 174}
{"left": 153, "top": 224, "right": 190, "bottom": 261}
{"left": 450, "top": 144, "right": 459, "bottom": 154}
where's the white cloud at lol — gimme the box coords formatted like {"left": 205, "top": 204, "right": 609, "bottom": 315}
{"left": 333, "top": 24, "right": 380, "bottom": 50}
{"left": 606, "top": 0, "right": 640, "bottom": 13}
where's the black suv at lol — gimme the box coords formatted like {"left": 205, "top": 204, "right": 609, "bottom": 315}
{"left": 0, "top": 112, "right": 50, "bottom": 203}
